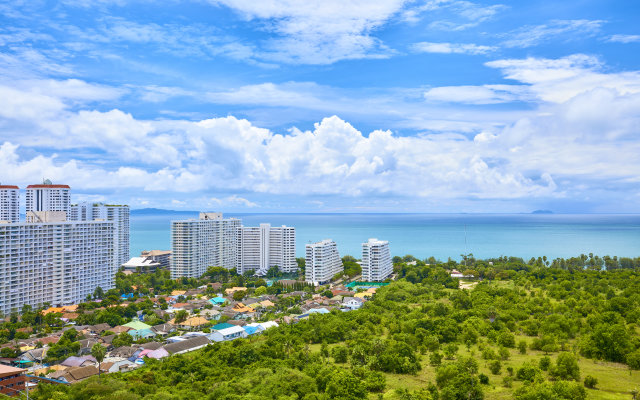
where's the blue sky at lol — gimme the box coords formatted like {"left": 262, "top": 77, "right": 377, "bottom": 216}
{"left": 1, "top": 0, "right": 639, "bottom": 213}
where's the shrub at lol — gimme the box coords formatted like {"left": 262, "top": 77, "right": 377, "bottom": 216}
{"left": 518, "top": 340, "right": 527, "bottom": 354}
{"left": 489, "top": 360, "right": 502, "bottom": 375}
{"left": 550, "top": 352, "right": 580, "bottom": 381}
{"left": 479, "top": 373, "right": 489, "bottom": 384}
{"left": 539, "top": 356, "right": 551, "bottom": 371}
{"left": 583, "top": 375, "right": 597, "bottom": 389}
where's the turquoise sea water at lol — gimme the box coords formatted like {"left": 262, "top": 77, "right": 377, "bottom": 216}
{"left": 130, "top": 212, "right": 640, "bottom": 261}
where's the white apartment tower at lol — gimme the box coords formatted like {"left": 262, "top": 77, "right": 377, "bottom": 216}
{"left": 25, "top": 180, "right": 71, "bottom": 214}
{"left": 361, "top": 238, "right": 393, "bottom": 282}
{"left": 0, "top": 219, "right": 115, "bottom": 315}
{"left": 69, "top": 202, "right": 130, "bottom": 269}
{"left": 170, "top": 213, "right": 241, "bottom": 279}
{"left": 237, "top": 224, "right": 297, "bottom": 275}
{"left": 305, "top": 239, "right": 343, "bottom": 285}
{"left": 0, "top": 185, "right": 19, "bottom": 223}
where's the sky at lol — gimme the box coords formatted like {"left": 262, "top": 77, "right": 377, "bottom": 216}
{"left": 1, "top": 0, "right": 639, "bottom": 213}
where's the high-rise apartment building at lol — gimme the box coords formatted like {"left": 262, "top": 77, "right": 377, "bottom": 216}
{"left": 0, "top": 220, "right": 115, "bottom": 315}
{"left": 0, "top": 185, "right": 19, "bottom": 223}
{"left": 69, "top": 202, "right": 130, "bottom": 269}
{"left": 305, "top": 239, "right": 343, "bottom": 285}
{"left": 237, "top": 223, "right": 297, "bottom": 275}
{"left": 25, "top": 180, "right": 70, "bottom": 214}
{"left": 170, "top": 213, "right": 241, "bottom": 278}
{"left": 361, "top": 238, "right": 393, "bottom": 281}
{"left": 170, "top": 214, "right": 297, "bottom": 278}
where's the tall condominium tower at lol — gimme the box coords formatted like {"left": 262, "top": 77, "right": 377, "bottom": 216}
{"left": 69, "top": 202, "right": 130, "bottom": 269}
{"left": 0, "top": 219, "right": 115, "bottom": 315}
{"left": 0, "top": 185, "right": 19, "bottom": 223}
{"left": 25, "top": 180, "right": 71, "bottom": 214}
{"left": 305, "top": 239, "right": 343, "bottom": 285}
{"left": 361, "top": 238, "right": 393, "bottom": 282}
{"left": 237, "top": 223, "right": 297, "bottom": 275}
{"left": 170, "top": 213, "right": 241, "bottom": 278}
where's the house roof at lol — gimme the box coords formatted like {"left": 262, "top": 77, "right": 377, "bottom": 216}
{"left": 243, "top": 326, "right": 260, "bottom": 335}
{"left": 163, "top": 336, "right": 210, "bottom": 355}
{"left": 216, "top": 326, "right": 246, "bottom": 336}
{"left": 123, "top": 320, "right": 152, "bottom": 331}
{"left": 61, "top": 356, "right": 96, "bottom": 367}
{"left": 260, "top": 300, "right": 275, "bottom": 307}
{"left": 128, "top": 328, "right": 155, "bottom": 338}
{"left": 111, "top": 326, "right": 133, "bottom": 334}
{"left": 141, "top": 342, "right": 163, "bottom": 350}
{"left": 90, "top": 323, "right": 111, "bottom": 333}
{"left": 146, "top": 348, "right": 169, "bottom": 359}
{"left": 66, "top": 365, "right": 98, "bottom": 381}
{"left": 110, "top": 346, "right": 137, "bottom": 358}
{"left": 209, "top": 297, "right": 226, "bottom": 304}
{"left": 0, "top": 365, "right": 25, "bottom": 374}
{"left": 180, "top": 316, "right": 208, "bottom": 327}
{"left": 212, "top": 322, "right": 235, "bottom": 330}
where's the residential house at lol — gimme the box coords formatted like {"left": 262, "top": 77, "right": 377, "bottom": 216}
{"left": 342, "top": 297, "right": 365, "bottom": 310}
{"left": 209, "top": 297, "right": 227, "bottom": 306}
{"left": 224, "top": 287, "right": 247, "bottom": 296}
{"left": 60, "top": 356, "right": 96, "bottom": 368}
{"left": 175, "top": 316, "right": 209, "bottom": 331}
{"left": 199, "top": 309, "right": 221, "bottom": 320}
{"left": 150, "top": 323, "right": 176, "bottom": 337}
{"left": 163, "top": 336, "right": 211, "bottom": 355}
{"left": 208, "top": 326, "right": 247, "bottom": 342}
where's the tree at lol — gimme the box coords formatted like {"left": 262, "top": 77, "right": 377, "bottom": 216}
{"left": 489, "top": 360, "right": 501, "bottom": 375}
{"left": 112, "top": 331, "right": 134, "bottom": 348}
{"left": 93, "top": 286, "right": 105, "bottom": 299}
{"left": 518, "top": 340, "right": 527, "bottom": 354}
{"left": 325, "top": 370, "right": 367, "bottom": 400}
{"left": 233, "top": 290, "right": 247, "bottom": 301}
{"left": 331, "top": 345, "right": 348, "bottom": 363}
{"left": 174, "top": 310, "right": 189, "bottom": 324}
{"left": 514, "top": 381, "right": 586, "bottom": 400}
{"left": 550, "top": 352, "right": 580, "bottom": 381}
{"left": 254, "top": 286, "right": 267, "bottom": 296}
{"left": 91, "top": 343, "right": 106, "bottom": 377}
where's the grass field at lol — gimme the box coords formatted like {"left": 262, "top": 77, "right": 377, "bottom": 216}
{"left": 376, "top": 338, "right": 640, "bottom": 400}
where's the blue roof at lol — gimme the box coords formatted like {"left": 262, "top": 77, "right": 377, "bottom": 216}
{"left": 243, "top": 326, "right": 259, "bottom": 335}
{"left": 209, "top": 297, "right": 226, "bottom": 304}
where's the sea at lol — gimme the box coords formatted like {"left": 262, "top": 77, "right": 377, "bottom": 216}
{"left": 130, "top": 210, "right": 640, "bottom": 261}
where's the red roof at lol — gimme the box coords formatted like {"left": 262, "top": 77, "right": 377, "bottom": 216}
{"left": 0, "top": 185, "right": 19, "bottom": 189}
{"left": 26, "top": 184, "right": 70, "bottom": 189}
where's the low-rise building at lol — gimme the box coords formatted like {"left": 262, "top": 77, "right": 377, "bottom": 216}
{"left": 208, "top": 326, "right": 247, "bottom": 342}
{"left": 0, "top": 365, "right": 25, "bottom": 397}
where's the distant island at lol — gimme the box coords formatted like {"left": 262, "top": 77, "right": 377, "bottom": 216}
{"left": 531, "top": 209, "right": 553, "bottom": 214}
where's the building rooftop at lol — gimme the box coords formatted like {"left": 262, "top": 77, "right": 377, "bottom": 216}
{"left": 26, "top": 184, "right": 70, "bottom": 189}
{"left": 0, "top": 364, "right": 25, "bottom": 374}
{"left": 0, "top": 185, "right": 19, "bottom": 189}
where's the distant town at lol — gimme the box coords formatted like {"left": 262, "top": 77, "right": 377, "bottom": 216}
{"left": 0, "top": 180, "right": 395, "bottom": 393}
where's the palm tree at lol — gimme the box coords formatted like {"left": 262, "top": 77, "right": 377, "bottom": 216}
{"left": 91, "top": 343, "right": 106, "bottom": 378}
